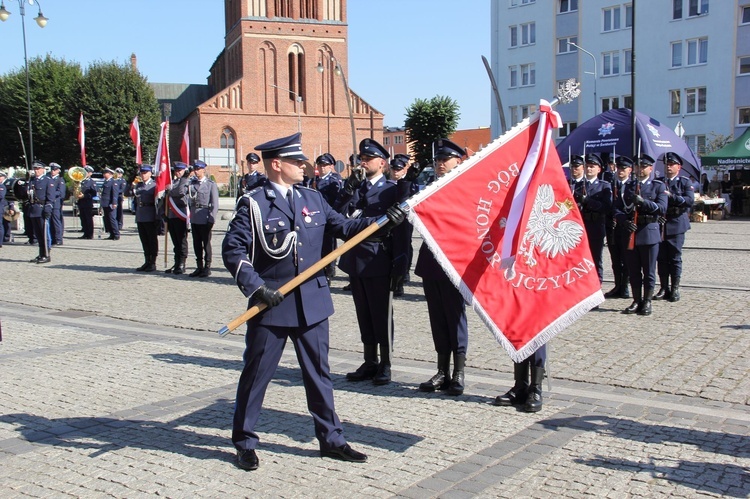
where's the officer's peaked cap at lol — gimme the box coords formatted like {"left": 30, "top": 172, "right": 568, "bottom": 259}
{"left": 192, "top": 160, "right": 207, "bottom": 169}
{"left": 390, "top": 157, "right": 408, "bottom": 171}
{"left": 584, "top": 153, "right": 603, "bottom": 166}
{"left": 103, "top": 167, "right": 115, "bottom": 174}
{"left": 433, "top": 139, "right": 465, "bottom": 159}
{"left": 664, "top": 151, "right": 683, "bottom": 165}
{"left": 638, "top": 154, "right": 655, "bottom": 166}
{"left": 615, "top": 156, "right": 634, "bottom": 169}
{"left": 359, "top": 138, "right": 390, "bottom": 160}
{"left": 315, "top": 153, "right": 335, "bottom": 166}
{"left": 246, "top": 152, "right": 261, "bottom": 164}
{"left": 569, "top": 155, "right": 584, "bottom": 166}
{"left": 173, "top": 162, "right": 188, "bottom": 170}
{"left": 84, "top": 166, "right": 94, "bottom": 173}
{"left": 255, "top": 132, "right": 308, "bottom": 161}
{"left": 32, "top": 161, "right": 46, "bottom": 169}
{"left": 49, "top": 162, "right": 61, "bottom": 171}
{"left": 139, "top": 165, "right": 153, "bottom": 172}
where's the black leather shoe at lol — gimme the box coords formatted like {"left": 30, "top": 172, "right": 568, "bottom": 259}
{"left": 320, "top": 444, "right": 367, "bottom": 463}
{"left": 236, "top": 449, "right": 259, "bottom": 471}
{"left": 36, "top": 256, "right": 51, "bottom": 264}
{"left": 346, "top": 362, "right": 378, "bottom": 381}
{"left": 29, "top": 256, "right": 41, "bottom": 263}
{"left": 372, "top": 363, "right": 391, "bottom": 386}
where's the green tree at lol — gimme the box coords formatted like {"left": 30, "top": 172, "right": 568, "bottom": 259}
{"left": 404, "top": 95, "right": 460, "bottom": 168}
{"left": 0, "top": 55, "right": 83, "bottom": 167}
{"left": 704, "top": 133, "right": 733, "bottom": 155}
{"left": 70, "top": 60, "right": 161, "bottom": 178}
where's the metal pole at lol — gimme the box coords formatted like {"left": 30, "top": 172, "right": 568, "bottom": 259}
{"left": 336, "top": 63, "right": 357, "bottom": 162}
{"left": 631, "top": 0, "right": 637, "bottom": 159}
{"left": 20, "top": 1, "right": 35, "bottom": 168}
{"left": 569, "top": 42, "right": 597, "bottom": 117}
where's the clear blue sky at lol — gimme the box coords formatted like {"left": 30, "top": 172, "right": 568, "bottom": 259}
{"left": 0, "top": 0, "right": 491, "bottom": 129}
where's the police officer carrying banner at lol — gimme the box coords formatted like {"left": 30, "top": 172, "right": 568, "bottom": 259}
{"left": 614, "top": 154, "right": 668, "bottom": 316}
{"left": 77, "top": 166, "right": 97, "bottom": 240}
{"left": 604, "top": 156, "right": 634, "bottom": 298}
{"left": 164, "top": 162, "right": 191, "bottom": 274}
{"left": 48, "top": 163, "right": 66, "bottom": 246}
{"left": 101, "top": 167, "right": 120, "bottom": 240}
{"left": 188, "top": 160, "right": 219, "bottom": 277}
{"left": 27, "top": 162, "right": 55, "bottom": 263}
{"left": 334, "top": 138, "right": 409, "bottom": 386}
{"left": 654, "top": 152, "right": 694, "bottom": 302}
{"left": 222, "top": 131, "right": 405, "bottom": 471}
{"left": 134, "top": 165, "right": 159, "bottom": 272}
{"left": 416, "top": 139, "right": 470, "bottom": 396}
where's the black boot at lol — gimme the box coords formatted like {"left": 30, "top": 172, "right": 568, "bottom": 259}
{"left": 419, "top": 353, "right": 450, "bottom": 392}
{"left": 493, "top": 360, "right": 529, "bottom": 406}
{"left": 199, "top": 260, "right": 212, "bottom": 277}
{"left": 136, "top": 255, "right": 150, "bottom": 271}
{"left": 165, "top": 262, "right": 177, "bottom": 274}
{"left": 523, "top": 363, "right": 545, "bottom": 413}
{"left": 372, "top": 343, "right": 392, "bottom": 385}
{"left": 143, "top": 255, "right": 156, "bottom": 272}
{"left": 623, "top": 286, "right": 642, "bottom": 314}
{"left": 604, "top": 273, "right": 621, "bottom": 298}
{"left": 654, "top": 273, "right": 670, "bottom": 300}
{"left": 669, "top": 275, "right": 680, "bottom": 302}
{"left": 618, "top": 272, "right": 631, "bottom": 298}
{"left": 346, "top": 344, "right": 379, "bottom": 381}
{"left": 447, "top": 353, "right": 465, "bottom": 396}
{"left": 189, "top": 259, "right": 203, "bottom": 277}
{"left": 638, "top": 287, "right": 653, "bottom": 316}
{"left": 173, "top": 260, "right": 186, "bottom": 275}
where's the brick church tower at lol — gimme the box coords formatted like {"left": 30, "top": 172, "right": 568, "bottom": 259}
{"left": 176, "top": 0, "right": 383, "bottom": 184}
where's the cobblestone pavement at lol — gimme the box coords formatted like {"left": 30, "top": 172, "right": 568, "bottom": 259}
{"left": 0, "top": 206, "right": 748, "bottom": 498}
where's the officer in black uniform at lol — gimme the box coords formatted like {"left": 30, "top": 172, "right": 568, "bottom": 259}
{"left": 27, "top": 162, "right": 55, "bottom": 263}
{"left": 416, "top": 139, "right": 470, "bottom": 396}
{"left": 77, "top": 166, "right": 97, "bottom": 240}
{"left": 0, "top": 170, "right": 7, "bottom": 247}
{"left": 48, "top": 163, "right": 66, "bottom": 246}
{"left": 114, "top": 167, "right": 128, "bottom": 230}
{"left": 134, "top": 165, "right": 159, "bottom": 271}
{"left": 101, "top": 167, "right": 120, "bottom": 240}
{"left": 654, "top": 151, "right": 694, "bottom": 302}
{"left": 164, "top": 162, "right": 190, "bottom": 274}
{"left": 614, "top": 154, "right": 668, "bottom": 316}
{"left": 334, "top": 138, "right": 410, "bottom": 386}
{"left": 188, "top": 160, "right": 219, "bottom": 277}
{"left": 579, "top": 153, "right": 612, "bottom": 285}
{"left": 222, "top": 131, "right": 405, "bottom": 471}
{"left": 605, "top": 156, "right": 634, "bottom": 298}
{"left": 314, "top": 153, "right": 343, "bottom": 283}
{"left": 238, "top": 152, "right": 266, "bottom": 198}
{"left": 388, "top": 154, "right": 419, "bottom": 297}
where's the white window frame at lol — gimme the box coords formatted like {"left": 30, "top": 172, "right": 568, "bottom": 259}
{"left": 558, "top": 121, "right": 578, "bottom": 138}
{"left": 686, "top": 38, "right": 708, "bottom": 66}
{"left": 743, "top": 6, "right": 750, "bottom": 25}
{"left": 509, "top": 66, "right": 518, "bottom": 88}
{"left": 673, "top": 0, "right": 683, "bottom": 20}
{"left": 510, "top": 26, "right": 518, "bottom": 47}
{"left": 739, "top": 56, "right": 750, "bottom": 76}
{"left": 521, "top": 22, "right": 536, "bottom": 46}
{"left": 602, "top": 51, "right": 620, "bottom": 76}
{"left": 603, "top": 6, "right": 621, "bottom": 32}
{"left": 738, "top": 108, "right": 750, "bottom": 126}
{"left": 685, "top": 87, "right": 707, "bottom": 114}
{"left": 559, "top": 0, "right": 578, "bottom": 14}
{"left": 394, "top": 135, "right": 403, "bottom": 145}
{"left": 670, "top": 90, "right": 681, "bottom": 115}
{"left": 685, "top": 135, "right": 706, "bottom": 155}
{"left": 625, "top": 4, "right": 633, "bottom": 27}
{"left": 558, "top": 36, "right": 578, "bottom": 54}
{"left": 510, "top": 106, "right": 519, "bottom": 125}
{"left": 383, "top": 136, "right": 390, "bottom": 146}
{"left": 520, "top": 63, "right": 536, "bottom": 86}
{"left": 601, "top": 97, "right": 620, "bottom": 113}
{"left": 624, "top": 49, "right": 632, "bottom": 74}
{"left": 688, "top": 0, "right": 708, "bottom": 17}
{"left": 671, "top": 42, "right": 683, "bottom": 68}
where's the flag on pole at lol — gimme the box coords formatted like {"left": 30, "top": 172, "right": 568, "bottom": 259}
{"left": 78, "top": 113, "right": 86, "bottom": 166}
{"left": 154, "top": 121, "right": 171, "bottom": 200}
{"left": 130, "top": 116, "right": 142, "bottom": 164}
{"left": 406, "top": 99, "right": 604, "bottom": 362}
{"left": 180, "top": 124, "right": 190, "bottom": 164}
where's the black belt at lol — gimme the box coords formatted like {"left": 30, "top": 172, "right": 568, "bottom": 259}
{"left": 582, "top": 212, "right": 604, "bottom": 222}
{"left": 194, "top": 204, "right": 210, "bottom": 208}
{"left": 138, "top": 202, "right": 155, "bottom": 207}
{"left": 666, "top": 207, "right": 684, "bottom": 217}
{"left": 636, "top": 215, "right": 658, "bottom": 225}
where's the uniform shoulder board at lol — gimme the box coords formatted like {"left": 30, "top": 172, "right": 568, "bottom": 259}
{"left": 386, "top": 179, "right": 398, "bottom": 185}
{"left": 297, "top": 184, "right": 316, "bottom": 192}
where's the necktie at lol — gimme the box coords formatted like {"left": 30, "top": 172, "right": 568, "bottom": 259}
{"left": 286, "top": 188, "right": 294, "bottom": 213}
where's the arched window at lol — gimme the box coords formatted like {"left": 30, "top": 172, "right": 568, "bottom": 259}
{"left": 220, "top": 127, "right": 236, "bottom": 149}
{"left": 288, "top": 44, "right": 305, "bottom": 103}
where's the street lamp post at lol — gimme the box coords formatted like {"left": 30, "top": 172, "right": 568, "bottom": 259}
{"left": 0, "top": 0, "right": 49, "bottom": 171}
{"left": 568, "top": 41, "right": 597, "bottom": 117}
{"left": 269, "top": 83, "right": 302, "bottom": 133}
{"left": 317, "top": 56, "right": 356, "bottom": 167}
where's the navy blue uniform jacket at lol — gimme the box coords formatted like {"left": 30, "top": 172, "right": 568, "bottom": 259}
{"left": 663, "top": 175, "right": 694, "bottom": 236}
{"left": 614, "top": 179, "right": 668, "bottom": 246}
{"left": 223, "top": 185, "right": 373, "bottom": 328}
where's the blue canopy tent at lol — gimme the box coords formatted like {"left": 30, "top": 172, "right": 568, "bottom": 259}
{"left": 556, "top": 108, "right": 701, "bottom": 180}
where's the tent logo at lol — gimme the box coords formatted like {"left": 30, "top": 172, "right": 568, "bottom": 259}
{"left": 647, "top": 123, "right": 661, "bottom": 138}
{"left": 745, "top": 137, "right": 750, "bottom": 151}
{"left": 598, "top": 122, "right": 615, "bottom": 137}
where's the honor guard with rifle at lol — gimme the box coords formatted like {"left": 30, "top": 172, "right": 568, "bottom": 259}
{"left": 389, "top": 153, "right": 418, "bottom": 297}
{"left": 614, "top": 154, "right": 668, "bottom": 316}
{"left": 334, "top": 138, "right": 410, "bottom": 386}
{"left": 114, "top": 168, "right": 127, "bottom": 230}
{"left": 314, "top": 153, "right": 343, "bottom": 283}
{"left": 221, "top": 131, "right": 405, "bottom": 471}
{"left": 416, "top": 139, "right": 470, "bottom": 396}
{"left": 134, "top": 165, "right": 159, "bottom": 272}
{"left": 164, "top": 162, "right": 191, "bottom": 275}
{"left": 27, "top": 162, "right": 55, "bottom": 263}
{"left": 101, "top": 167, "right": 120, "bottom": 240}
{"left": 605, "top": 156, "right": 634, "bottom": 299}
{"left": 77, "top": 166, "right": 97, "bottom": 239}
{"left": 238, "top": 152, "right": 266, "bottom": 198}
{"left": 48, "top": 163, "right": 66, "bottom": 246}
{"left": 654, "top": 152, "right": 694, "bottom": 303}
{"left": 188, "top": 160, "right": 219, "bottom": 277}
{"left": 579, "top": 153, "right": 612, "bottom": 284}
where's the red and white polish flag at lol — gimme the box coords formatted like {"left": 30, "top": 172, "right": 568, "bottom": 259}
{"left": 154, "top": 121, "right": 171, "bottom": 200}
{"left": 407, "top": 100, "right": 604, "bottom": 362}
{"left": 130, "top": 116, "right": 142, "bottom": 164}
{"left": 180, "top": 124, "right": 190, "bottom": 164}
{"left": 78, "top": 112, "right": 86, "bottom": 166}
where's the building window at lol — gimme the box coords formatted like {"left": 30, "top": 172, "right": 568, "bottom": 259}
{"left": 739, "top": 56, "right": 750, "bottom": 75}
{"left": 603, "top": 6, "right": 621, "bottom": 32}
{"left": 603, "top": 52, "right": 620, "bottom": 76}
{"left": 510, "top": 0, "right": 535, "bottom": 5}
{"left": 687, "top": 38, "right": 708, "bottom": 65}
{"left": 670, "top": 90, "right": 681, "bottom": 115}
{"left": 559, "top": 122, "right": 578, "bottom": 138}
{"left": 510, "top": 26, "right": 518, "bottom": 47}
{"left": 625, "top": 4, "right": 633, "bottom": 27}
{"left": 743, "top": 7, "right": 750, "bottom": 24}
{"left": 510, "top": 106, "right": 518, "bottom": 125}
{"left": 521, "top": 104, "right": 537, "bottom": 119}
{"left": 688, "top": 0, "right": 708, "bottom": 17}
{"left": 686, "top": 87, "right": 707, "bottom": 114}
{"left": 383, "top": 137, "right": 390, "bottom": 146}
{"left": 685, "top": 135, "right": 706, "bottom": 155}
{"left": 287, "top": 44, "right": 305, "bottom": 103}
{"left": 300, "top": 0, "right": 318, "bottom": 19}
{"left": 558, "top": 36, "right": 578, "bottom": 54}
{"left": 509, "top": 66, "right": 518, "bottom": 87}
{"left": 220, "top": 127, "right": 235, "bottom": 149}
{"left": 521, "top": 22, "right": 536, "bottom": 45}
{"left": 322, "top": 0, "right": 342, "bottom": 21}
{"left": 601, "top": 97, "right": 620, "bottom": 113}
{"left": 248, "top": 0, "right": 267, "bottom": 16}
{"left": 624, "top": 95, "right": 633, "bottom": 109}
{"left": 521, "top": 64, "right": 535, "bottom": 86}
{"left": 395, "top": 135, "right": 404, "bottom": 145}
{"left": 275, "top": 0, "right": 292, "bottom": 17}
{"left": 624, "top": 49, "right": 632, "bottom": 73}
{"left": 739, "top": 108, "right": 750, "bottom": 125}
{"left": 671, "top": 42, "right": 683, "bottom": 68}
{"left": 559, "top": 0, "right": 578, "bottom": 14}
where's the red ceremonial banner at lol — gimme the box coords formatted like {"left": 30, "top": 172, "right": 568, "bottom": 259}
{"left": 408, "top": 100, "right": 604, "bottom": 362}
{"left": 154, "top": 122, "right": 171, "bottom": 200}
{"left": 78, "top": 113, "right": 86, "bottom": 166}
{"left": 130, "top": 116, "right": 142, "bottom": 165}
